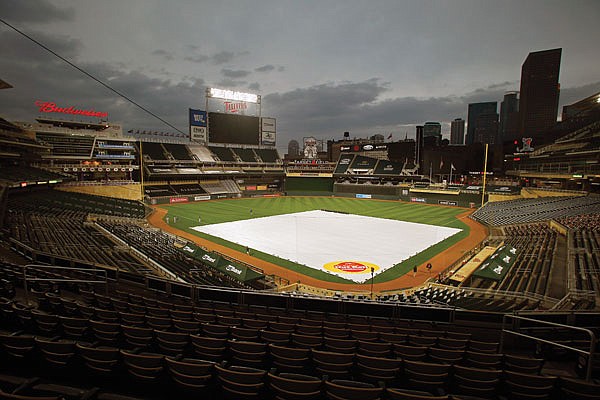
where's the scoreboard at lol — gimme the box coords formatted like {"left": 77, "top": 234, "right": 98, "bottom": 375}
{"left": 208, "top": 112, "right": 260, "bottom": 145}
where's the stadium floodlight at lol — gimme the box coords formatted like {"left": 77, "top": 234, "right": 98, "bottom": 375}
{"left": 208, "top": 87, "right": 259, "bottom": 103}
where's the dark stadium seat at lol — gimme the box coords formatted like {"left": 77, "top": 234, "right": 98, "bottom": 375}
{"left": 324, "top": 379, "right": 383, "bottom": 400}
{"left": 503, "top": 370, "right": 557, "bottom": 400}
{"left": 393, "top": 343, "right": 429, "bottom": 361}
{"left": 165, "top": 357, "right": 214, "bottom": 391}
{"left": 190, "top": 334, "right": 227, "bottom": 361}
{"left": 268, "top": 344, "right": 311, "bottom": 374}
{"left": 33, "top": 338, "right": 76, "bottom": 368}
{"left": 451, "top": 364, "right": 501, "bottom": 398}
{"left": 121, "top": 325, "right": 153, "bottom": 349}
{"left": 76, "top": 342, "right": 120, "bottom": 375}
{"left": 214, "top": 363, "right": 267, "bottom": 399}
{"left": 311, "top": 349, "right": 354, "bottom": 379}
{"left": 355, "top": 353, "right": 402, "bottom": 384}
{"left": 120, "top": 350, "right": 164, "bottom": 381}
{"left": 386, "top": 388, "right": 450, "bottom": 400}
{"left": 267, "top": 371, "right": 322, "bottom": 400}
{"left": 559, "top": 376, "right": 600, "bottom": 399}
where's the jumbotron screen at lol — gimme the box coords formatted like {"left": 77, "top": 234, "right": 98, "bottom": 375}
{"left": 208, "top": 112, "right": 260, "bottom": 145}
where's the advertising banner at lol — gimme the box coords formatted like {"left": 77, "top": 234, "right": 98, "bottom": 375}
{"left": 190, "top": 126, "right": 207, "bottom": 143}
{"left": 473, "top": 245, "right": 518, "bottom": 281}
{"left": 261, "top": 117, "right": 276, "bottom": 132}
{"left": 261, "top": 130, "right": 276, "bottom": 146}
{"left": 189, "top": 109, "right": 207, "bottom": 126}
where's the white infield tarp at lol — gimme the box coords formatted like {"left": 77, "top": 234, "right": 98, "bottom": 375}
{"left": 193, "top": 210, "right": 461, "bottom": 283}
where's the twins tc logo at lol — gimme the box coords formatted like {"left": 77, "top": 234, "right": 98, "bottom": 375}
{"left": 224, "top": 101, "right": 247, "bottom": 113}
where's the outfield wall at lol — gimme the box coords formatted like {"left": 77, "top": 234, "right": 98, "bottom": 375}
{"left": 284, "top": 177, "right": 334, "bottom": 196}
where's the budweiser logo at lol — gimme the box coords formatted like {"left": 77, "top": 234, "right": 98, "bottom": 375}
{"left": 224, "top": 101, "right": 247, "bottom": 113}
{"left": 35, "top": 101, "right": 108, "bottom": 118}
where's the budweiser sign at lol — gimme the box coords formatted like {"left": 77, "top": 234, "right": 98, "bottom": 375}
{"left": 35, "top": 101, "right": 108, "bottom": 118}
{"left": 224, "top": 101, "right": 247, "bottom": 113}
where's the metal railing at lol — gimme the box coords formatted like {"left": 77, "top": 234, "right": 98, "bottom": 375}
{"left": 501, "top": 314, "right": 597, "bottom": 381}
{"left": 22, "top": 264, "right": 108, "bottom": 305}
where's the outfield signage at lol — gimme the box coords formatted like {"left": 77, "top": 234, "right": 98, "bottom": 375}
{"left": 438, "top": 200, "right": 458, "bottom": 206}
{"left": 340, "top": 144, "right": 388, "bottom": 152}
{"left": 356, "top": 194, "right": 372, "bottom": 199}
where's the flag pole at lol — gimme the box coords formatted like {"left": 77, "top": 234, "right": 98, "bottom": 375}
{"left": 429, "top": 162, "right": 432, "bottom": 183}
{"left": 481, "top": 143, "right": 488, "bottom": 207}
{"left": 449, "top": 163, "right": 453, "bottom": 185}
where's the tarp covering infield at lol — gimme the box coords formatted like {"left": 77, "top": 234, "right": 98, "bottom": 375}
{"left": 178, "top": 243, "right": 264, "bottom": 282}
{"left": 193, "top": 210, "right": 462, "bottom": 283}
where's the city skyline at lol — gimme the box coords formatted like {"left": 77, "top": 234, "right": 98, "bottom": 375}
{"left": 1, "top": 0, "right": 599, "bottom": 153}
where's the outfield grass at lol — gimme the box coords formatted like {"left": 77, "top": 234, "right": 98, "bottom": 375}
{"left": 162, "top": 197, "right": 469, "bottom": 284}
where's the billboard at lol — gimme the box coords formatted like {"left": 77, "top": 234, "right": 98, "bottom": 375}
{"left": 189, "top": 109, "right": 207, "bottom": 143}
{"left": 261, "top": 117, "right": 276, "bottom": 146}
{"left": 190, "top": 126, "right": 207, "bottom": 143}
{"left": 189, "top": 109, "right": 207, "bottom": 126}
{"left": 303, "top": 137, "right": 323, "bottom": 158}
{"left": 340, "top": 143, "right": 388, "bottom": 152}
{"left": 261, "top": 117, "right": 276, "bottom": 132}
{"left": 261, "top": 131, "right": 276, "bottom": 146}
{"left": 208, "top": 112, "right": 260, "bottom": 145}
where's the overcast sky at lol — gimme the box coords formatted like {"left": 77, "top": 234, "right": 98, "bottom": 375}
{"left": 1, "top": 0, "right": 599, "bottom": 153}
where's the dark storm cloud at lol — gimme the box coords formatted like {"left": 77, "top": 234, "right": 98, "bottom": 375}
{"left": 0, "top": 31, "right": 204, "bottom": 133}
{"left": 485, "top": 81, "right": 518, "bottom": 90}
{"left": 558, "top": 81, "right": 600, "bottom": 108}
{"left": 152, "top": 49, "right": 174, "bottom": 61}
{"left": 183, "top": 50, "right": 242, "bottom": 65}
{"left": 0, "top": 29, "right": 82, "bottom": 61}
{"left": 216, "top": 78, "right": 247, "bottom": 88}
{"left": 248, "top": 82, "right": 261, "bottom": 91}
{"left": 212, "top": 51, "right": 235, "bottom": 65}
{"left": 265, "top": 79, "right": 388, "bottom": 119}
{"left": 0, "top": 0, "right": 74, "bottom": 23}
{"left": 184, "top": 54, "right": 210, "bottom": 63}
{"left": 221, "top": 69, "right": 251, "bottom": 79}
{"left": 255, "top": 65, "right": 275, "bottom": 73}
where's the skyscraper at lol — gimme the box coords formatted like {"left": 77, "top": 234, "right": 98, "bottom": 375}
{"left": 423, "top": 122, "right": 442, "bottom": 146}
{"left": 450, "top": 118, "right": 465, "bottom": 145}
{"left": 518, "top": 48, "right": 562, "bottom": 138}
{"left": 466, "top": 102, "right": 497, "bottom": 144}
{"left": 287, "top": 139, "right": 300, "bottom": 157}
{"left": 499, "top": 91, "right": 519, "bottom": 141}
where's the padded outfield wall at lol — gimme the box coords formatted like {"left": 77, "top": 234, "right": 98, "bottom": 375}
{"left": 284, "top": 177, "right": 334, "bottom": 196}
{"left": 285, "top": 177, "right": 485, "bottom": 206}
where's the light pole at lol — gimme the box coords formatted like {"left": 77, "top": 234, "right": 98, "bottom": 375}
{"left": 370, "top": 267, "right": 375, "bottom": 300}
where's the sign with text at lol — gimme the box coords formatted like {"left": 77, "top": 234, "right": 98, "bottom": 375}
{"left": 35, "top": 100, "right": 108, "bottom": 118}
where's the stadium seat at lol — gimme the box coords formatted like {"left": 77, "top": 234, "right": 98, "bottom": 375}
{"left": 324, "top": 379, "right": 383, "bottom": 400}
{"left": 267, "top": 371, "right": 322, "bottom": 400}
{"left": 214, "top": 363, "right": 267, "bottom": 399}
{"left": 165, "top": 356, "right": 214, "bottom": 391}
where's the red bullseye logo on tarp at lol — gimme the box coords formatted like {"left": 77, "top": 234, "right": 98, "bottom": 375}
{"left": 324, "top": 261, "right": 380, "bottom": 274}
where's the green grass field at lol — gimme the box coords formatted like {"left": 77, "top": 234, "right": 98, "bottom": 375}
{"left": 162, "top": 197, "right": 469, "bottom": 284}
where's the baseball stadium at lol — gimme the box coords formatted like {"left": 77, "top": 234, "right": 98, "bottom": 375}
{"left": 2, "top": 48, "right": 600, "bottom": 400}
